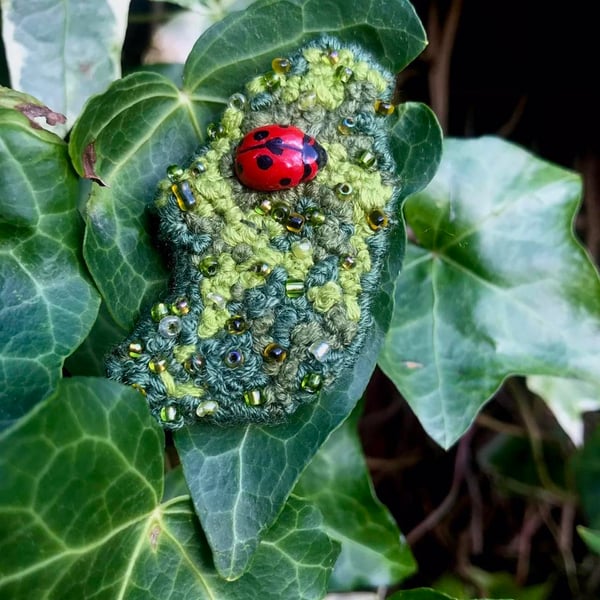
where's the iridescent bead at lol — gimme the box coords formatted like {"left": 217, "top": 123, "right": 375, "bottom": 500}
{"left": 251, "top": 262, "right": 272, "bottom": 277}
{"left": 367, "top": 209, "right": 389, "bottom": 231}
{"left": 301, "top": 372, "right": 323, "bottom": 393}
{"left": 207, "top": 123, "right": 225, "bottom": 140}
{"left": 309, "top": 341, "right": 331, "bottom": 361}
{"left": 206, "top": 292, "right": 227, "bottom": 309}
{"left": 225, "top": 316, "right": 248, "bottom": 334}
{"left": 291, "top": 239, "right": 312, "bottom": 259}
{"left": 374, "top": 99, "right": 395, "bottom": 116}
{"left": 199, "top": 255, "right": 219, "bottom": 277}
{"left": 160, "top": 405, "right": 178, "bottom": 422}
{"left": 338, "top": 117, "right": 356, "bottom": 135}
{"left": 326, "top": 49, "right": 340, "bottom": 64}
{"left": 166, "top": 164, "right": 184, "bottom": 182}
{"left": 255, "top": 198, "right": 272, "bottom": 216}
{"left": 149, "top": 357, "right": 167, "bottom": 374}
{"left": 128, "top": 341, "right": 143, "bottom": 359}
{"left": 285, "top": 212, "right": 305, "bottom": 234}
{"left": 272, "top": 57, "right": 292, "bottom": 74}
{"left": 357, "top": 150, "right": 377, "bottom": 169}
{"left": 223, "top": 349, "right": 244, "bottom": 368}
{"left": 228, "top": 92, "right": 247, "bottom": 110}
{"left": 336, "top": 65, "right": 353, "bottom": 83}
{"left": 297, "top": 92, "right": 317, "bottom": 110}
{"left": 262, "top": 71, "right": 281, "bottom": 91}
{"left": 170, "top": 297, "right": 190, "bottom": 316}
{"left": 151, "top": 302, "right": 170, "bottom": 322}
{"left": 262, "top": 342, "right": 287, "bottom": 363}
{"left": 184, "top": 354, "right": 204, "bottom": 374}
{"left": 340, "top": 255, "right": 356, "bottom": 270}
{"left": 271, "top": 201, "right": 291, "bottom": 223}
{"left": 171, "top": 181, "right": 196, "bottom": 211}
{"left": 158, "top": 316, "right": 182, "bottom": 338}
{"left": 131, "top": 383, "right": 146, "bottom": 396}
{"left": 305, "top": 207, "right": 326, "bottom": 226}
{"left": 243, "top": 389, "right": 264, "bottom": 406}
{"left": 196, "top": 400, "right": 218, "bottom": 417}
{"left": 335, "top": 182, "right": 353, "bottom": 199}
{"left": 285, "top": 279, "right": 305, "bottom": 298}
{"left": 191, "top": 159, "right": 206, "bottom": 176}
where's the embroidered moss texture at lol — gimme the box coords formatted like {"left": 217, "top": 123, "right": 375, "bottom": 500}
{"left": 106, "top": 37, "right": 401, "bottom": 429}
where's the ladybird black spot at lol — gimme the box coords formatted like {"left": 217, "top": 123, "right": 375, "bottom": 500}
{"left": 257, "top": 155, "right": 273, "bottom": 170}
{"left": 265, "top": 137, "right": 285, "bottom": 155}
{"left": 253, "top": 130, "right": 269, "bottom": 141}
{"left": 279, "top": 177, "right": 292, "bottom": 186}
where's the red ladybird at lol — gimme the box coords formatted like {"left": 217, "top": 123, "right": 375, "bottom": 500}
{"left": 234, "top": 125, "right": 327, "bottom": 191}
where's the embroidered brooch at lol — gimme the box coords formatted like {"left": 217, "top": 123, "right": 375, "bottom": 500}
{"left": 106, "top": 36, "right": 401, "bottom": 429}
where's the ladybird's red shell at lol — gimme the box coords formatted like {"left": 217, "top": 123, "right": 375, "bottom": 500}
{"left": 234, "top": 125, "right": 327, "bottom": 191}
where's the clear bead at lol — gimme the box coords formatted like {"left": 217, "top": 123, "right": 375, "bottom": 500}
{"left": 309, "top": 341, "right": 331, "bottom": 361}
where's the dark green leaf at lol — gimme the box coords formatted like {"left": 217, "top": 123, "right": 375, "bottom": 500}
{"left": 578, "top": 526, "right": 600, "bottom": 555}
{"left": 573, "top": 426, "right": 600, "bottom": 529}
{"left": 379, "top": 137, "right": 600, "bottom": 448}
{"left": 388, "top": 589, "right": 457, "bottom": 600}
{"left": 295, "top": 402, "right": 415, "bottom": 590}
{"left": 0, "top": 105, "right": 100, "bottom": 427}
{"left": 1, "top": 0, "right": 131, "bottom": 133}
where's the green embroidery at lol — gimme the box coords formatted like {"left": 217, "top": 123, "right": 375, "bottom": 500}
{"left": 106, "top": 36, "right": 401, "bottom": 429}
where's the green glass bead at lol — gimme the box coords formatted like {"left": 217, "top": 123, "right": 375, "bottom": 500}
{"left": 151, "top": 302, "right": 170, "bottom": 322}
{"left": 262, "top": 342, "right": 287, "bottom": 363}
{"left": 225, "top": 315, "right": 248, "bottom": 335}
{"left": 255, "top": 198, "right": 272, "bottom": 215}
{"left": 196, "top": 400, "right": 219, "bottom": 417}
{"left": 131, "top": 383, "right": 146, "bottom": 396}
{"left": 297, "top": 92, "right": 317, "bottom": 110}
{"left": 251, "top": 262, "right": 273, "bottom": 277}
{"left": 326, "top": 49, "right": 340, "bottom": 64}
{"left": 228, "top": 92, "right": 247, "bottom": 110}
{"left": 158, "top": 316, "right": 182, "bottom": 338}
{"left": 184, "top": 354, "right": 204, "bottom": 374}
{"left": 336, "top": 65, "right": 353, "bottom": 83}
{"left": 191, "top": 159, "right": 206, "bottom": 176}
{"left": 149, "top": 357, "right": 167, "bottom": 374}
{"left": 171, "top": 181, "right": 196, "bottom": 211}
{"left": 199, "top": 255, "right": 219, "bottom": 277}
{"left": 262, "top": 71, "right": 281, "bottom": 91}
{"left": 285, "top": 279, "right": 305, "bottom": 298}
{"left": 160, "top": 405, "right": 178, "bottom": 422}
{"left": 285, "top": 212, "right": 305, "bottom": 234}
{"left": 128, "top": 341, "right": 143, "bottom": 359}
{"left": 305, "top": 208, "right": 326, "bottom": 226}
{"left": 357, "top": 150, "right": 377, "bottom": 169}
{"left": 223, "top": 349, "right": 244, "bottom": 368}
{"left": 340, "top": 255, "right": 356, "bottom": 270}
{"left": 337, "top": 116, "right": 356, "bottom": 135}
{"left": 243, "top": 389, "right": 264, "bottom": 406}
{"left": 167, "top": 164, "right": 184, "bottom": 182}
{"left": 171, "top": 297, "right": 190, "bottom": 316}
{"left": 374, "top": 99, "right": 395, "bottom": 116}
{"left": 291, "top": 239, "right": 312, "bottom": 259}
{"left": 207, "top": 122, "right": 225, "bottom": 140}
{"left": 272, "top": 57, "right": 292, "bottom": 74}
{"left": 335, "top": 182, "right": 353, "bottom": 199}
{"left": 301, "top": 372, "right": 323, "bottom": 393}
{"left": 271, "top": 201, "right": 291, "bottom": 223}
{"left": 367, "top": 209, "right": 389, "bottom": 231}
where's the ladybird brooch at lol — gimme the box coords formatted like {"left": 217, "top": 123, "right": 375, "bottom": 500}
{"left": 106, "top": 36, "right": 401, "bottom": 429}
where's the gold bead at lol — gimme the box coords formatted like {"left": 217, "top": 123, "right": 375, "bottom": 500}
{"left": 367, "top": 209, "right": 389, "bottom": 231}
{"left": 243, "top": 389, "right": 264, "bottom": 406}
{"left": 374, "top": 99, "right": 395, "bottom": 116}
{"left": 272, "top": 57, "right": 292, "bottom": 74}
{"left": 171, "top": 181, "right": 196, "bottom": 211}
{"left": 255, "top": 198, "right": 272, "bottom": 215}
{"left": 149, "top": 357, "right": 167, "bottom": 374}
{"left": 340, "top": 255, "right": 356, "bottom": 270}
{"left": 336, "top": 65, "right": 353, "bottom": 83}
{"left": 262, "top": 343, "right": 288, "bottom": 363}
{"left": 184, "top": 354, "right": 204, "bottom": 374}
{"left": 128, "top": 341, "right": 143, "bottom": 359}
{"left": 326, "top": 49, "right": 340, "bottom": 64}
{"left": 171, "top": 297, "right": 190, "bottom": 316}
{"left": 338, "top": 117, "right": 356, "bottom": 135}
{"left": 225, "top": 316, "right": 248, "bottom": 335}
{"left": 285, "top": 212, "right": 305, "bottom": 234}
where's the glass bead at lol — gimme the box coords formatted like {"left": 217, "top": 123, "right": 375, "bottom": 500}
{"left": 297, "top": 92, "right": 317, "bottom": 110}
{"left": 206, "top": 292, "right": 227, "bottom": 309}
{"left": 225, "top": 316, "right": 248, "bottom": 335}
{"left": 167, "top": 164, "right": 184, "bottom": 182}
{"left": 149, "top": 357, "right": 167, "bottom": 374}
{"left": 243, "top": 389, "right": 264, "bottom": 406}
{"left": 271, "top": 201, "right": 291, "bottom": 223}
{"left": 305, "top": 207, "right": 326, "bottom": 226}
{"left": 285, "top": 279, "right": 305, "bottom": 298}
{"left": 191, "top": 159, "right": 206, "bottom": 176}
{"left": 207, "top": 122, "right": 225, "bottom": 140}
{"left": 199, "top": 255, "right": 219, "bottom": 277}
{"left": 262, "top": 342, "right": 287, "bottom": 363}
{"left": 285, "top": 212, "right": 305, "bottom": 234}
{"left": 301, "top": 372, "right": 323, "bottom": 393}
{"left": 128, "top": 341, "right": 143, "bottom": 359}
{"left": 367, "top": 209, "right": 389, "bottom": 231}
{"left": 335, "top": 182, "right": 353, "bottom": 199}
{"left": 228, "top": 92, "right": 247, "bottom": 110}
{"left": 158, "top": 316, "right": 182, "bottom": 338}
{"left": 151, "top": 302, "right": 170, "bottom": 322}
{"left": 357, "top": 150, "right": 377, "bottom": 169}
{"left": 196, "top": 400, "right": 219, "bottom": 418}
{"left": 223, "top": 349, "right": 244, "bottom": 368}
{"left": 291, "top": 239, "right": 312, "bottom": 259}
{"left": 340, "top": 255, "right": 356, "bottom": 270}
{"left": 251, "top": 262, "right": 272, "bottom": 277}
{"left": 262, "top": 71, "right": 281, "bottom": 91}
{"left": 337, "top": 116, "right": 356, "bottom": 135}
{"left": 374, "top": 99, "right": 395, "bottom": 116}
{"left": 171, "top": 181, "right": 196, "bottom": 211}
{"left": 160, "top": 405, "right": 178, "bottom": 422}
{"left": 184, "top": 354, "right": 204, "bottom": 374}
{"left": 131, "top": 383, "right": 146, "bottom": 396}
{"left": 272, "top": 57, "right": 292, "bottom": 74}
{"left": 171, "top": 297, "right": 190, "bottom": 316}
{"left": 309, "top": 341, "right": 331, "bottom": 361}
{"left": 255, "top": 198, "right": 272, "bottom": 216}
{"left": 336, "top": 65, "right": 353, "bottom": 83}
{"left": 327, "top": 49, "right": 340, "bottom": 64}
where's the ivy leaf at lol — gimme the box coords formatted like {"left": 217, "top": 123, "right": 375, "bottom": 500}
{"left": 1, "top": 0, "right": 131, "bottom": 134}
{"left": 388, "top": 590, "right": 458, "bottom": 600}
{"left": 572, "top": 426, "right": 600, "bottom": 529}
{"left": 0, "top": 377, "right": 339, "bottom": 599}
{"left": 578, "top": 526, "right": 600, "bottom": 555}
{"left": 0, "top": 101, "right": 100, "bottom": 427}
{"left": 295, "top": 402, "right": 416, "bottom": 591}
{"left": 379, "top": 137, "right": 600, "bottom": 449}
